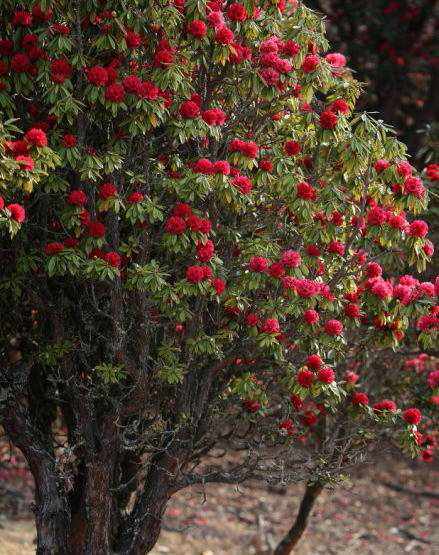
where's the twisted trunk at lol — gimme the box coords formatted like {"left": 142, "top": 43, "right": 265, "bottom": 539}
{"left": 3, "top": 412, "right": 71, "bottom": 554}
{"left": 274, "top": 483, "right": 323, "bottom": 555}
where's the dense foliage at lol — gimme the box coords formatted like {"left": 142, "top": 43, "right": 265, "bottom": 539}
{"left": 0, "top": 0, "right": 437, "bottom": 552}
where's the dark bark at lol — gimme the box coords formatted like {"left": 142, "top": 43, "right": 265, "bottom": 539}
{"left": 273, "top": 483, "right": 323, "bottom": 555}
{"left": 2, "top": 402, "right": 70, "bottom": 553}
{"left": 115, "top": 452, "right": 177, "bottom": 554}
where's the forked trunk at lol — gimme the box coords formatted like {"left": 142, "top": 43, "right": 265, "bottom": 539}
{"left": 30, "top": 451, "right": 173, "bottom": 554}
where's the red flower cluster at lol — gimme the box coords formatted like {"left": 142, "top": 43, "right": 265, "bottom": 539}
{"left": 229, "top": 139, "right": 259, "bottom": 158}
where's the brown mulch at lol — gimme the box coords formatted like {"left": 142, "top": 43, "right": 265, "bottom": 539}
{"left": 0, "top": 459, "right": 438, "bottom": 554}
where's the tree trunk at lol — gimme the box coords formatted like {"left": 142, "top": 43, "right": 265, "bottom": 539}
{"left": 115, "top": 452, "right": 177, "bottom": 554}
{"left": 274, "top": 483, "right": 323, "bottom": 555}
{"left": 31, "top": 457, "right": 71, "bottom": 555}
{"left": 3, "top": 413, "right": 71, "bottom": 554}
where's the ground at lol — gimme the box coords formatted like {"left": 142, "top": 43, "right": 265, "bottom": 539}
{"left": 0, "top": 458, "right": 438, "bottom": 554}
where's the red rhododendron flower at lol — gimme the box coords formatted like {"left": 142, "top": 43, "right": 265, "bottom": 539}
{"left": 99, "top": 182, "right": 117, "bottom": 200}
{"left": 87, "top": 66, "right": 108, "bottom": 86}
{"left": 306, "top": 244, "right": 321, "bottom": 256}
{"left": 154, "top": 48, "right": 174, "bottom": 67}
{"left": 50, "top": 59, "right": 72, "bottom": 83}
{"left": 318, "top": 367, "right": 335, "bottom": 384}
{"left": 67, "top": 189, "right": 87, "bottom": 206}
{"left": 15, "top": 155, "right": 35, "bottom": 171}
{"left": 213, "top": 160, "right": 230, "bottom": 175}
{"left": 243, "top": 399, "right": 261, "bottom": 413}
{"left": 232, "top": 175, "right": 253, "bottom": 194}
{"left": 245, "top": 313, "right": 259, "bottom": 326}
{"left": 345, "top": 371, "right": 359, "bottom": 384}
{"left": 207, "top": 11, "right": 224, "bottom": 28}
{"left": 329, "top": 99, "right": 349, "bottom": 114}
{"left": 421, "top": 449, "right": 434, "bottom": 463}
{"left": 215, "top": 26, "right": 234, "bottom": 45}
{"left": 297, "top": 181, "right": 316, "bottom": 200}
{"left": 105, "top": 83, "right": 125, "bottom": 103}
{"left": 193, "top": 158, "right": 214, "bottom": 174}
{"left": 403, "top": 176, "right": 425, "bottom": 198}
{"left": 388, "top": 212, "right": 407, "bottom": 230}
{"left": 303, "top": 309, "right": 319, "bottom": 325}
{"left": 345, "top": 303, "right": 361, "bottom": 318}
{"left": 249, "top": 256, "right": 269, "bottom": 272}
{"left": 195, "top": 218, "right": 212, "bottom": 234}
{"left": 402, "top": 408, "right": 421, "bottom": 425}
{"left": 64, "top": 237, "right": 79, "bottom": 248}
{"left": 212, "top": 277, "right": 226, "bottom": 295}
{"left": 5, "top": 141, "right": 29, "bottom": 155}
{"left": 13, "top": 11, "right": 33, "bottom": 26}
{"left": 87, "top": 221, "right": 106, "bottom": 238}
{"left": 259, "top": 158, "right": 273, "bottom": 172}
{"left": 122, "top": 75, "right": 142, "bottom": 94}
{"left": 324, "top": 319, "right": 343, "bottom": 336}
{"left": 51, "top": 23, "right": 70, "bottom": 35}
{"left": 282, "top": 39, "right": 300, "bottom": 56}
{"left": 370, "top": 279, "right": 393, "bottom": 300}
{"left": 197, "top": 240, "right": 215, "bottom": 262}
{"left": 325, "top": 52, "right": 346, "bottom": 67}
{"left": 179, "top": 100, "right": 200, "bottom": 118}
{"left": 172, "top": 203, "right": 192, "bottom": 218}
{"left": 367, "top": 205, "right": 388, "bottom": 226}
{"left": 127, "top": 192, "right": 144, "bottom": 203}
{"left": 25, "top": 128, "right": 48, "bottom": 147}
{"left": 268, "top": 262, "right": 285, "bottom": 278}
{"left": 202, "top": 108, "right": 227, "bottom": 126}
{"left": 416, "top": 315, "right": 439, "bottom": 331}
{"left": 62, "top": 134, "right": 77, "bottom": 148}
{"left": 227, "top": 2, "right": 248, "bottom": 21}
{"left": 104, "top": 252, "right": 121, "bottom": 268}
{"left": 281, "top": 250, "right": 301, "bottom": 268}
{"left": 186, "top": 265, "right": 211, "bottom": 283}
{"left": 297, "top": 368, "right": 315, "bottom": 387}
{"left": 307, "top": 354, "right": 323, "bottom": 369}
{"left": 165, "top": 216, "right": 187, "bottom": 235}
{"left": 279, "top": 419, "right": 295, "bottom": 435}
{"left": 423, "top": 240, "right": 434, "bottom": 257}
{"left": 6, "top": 203, "right": 26, "bottom": 223}
{"left": 374, "top": 159, "right": 390, "bottom": 173}
{"left": 260, "top": 318, "right": 280, "bottom": 334}
{"left": 328, "top": 240, "right": 345, "bottom": 256}
{"left": 125, "top": 31, "right": 142, "bottom": 48}
{"left": 320, "top": 110, "right": 338, "bottom": 129}
{"left": 229, "top": 139, "right": 259, "bottom": 158}
{"left": 187, "top": 19, "right": 207, "bottom": 38}
{"left": 284, "top": 140, "right": 301, "bottom": 156}
{"left": 139, "top": 81, "right": 159, "bottom": 100}
{"left": 11, "top": 53, "right": 30, "bottom": 73}
{"left": 352, "top": 392, "right": 369, "bottom": 405}
{"left": 45, "top": 242, "right": 64, "bottom": 255}
{"left": 302, "top": 411, "right": 318, "bottom": 427}
{"left": 425, "top": 163, "right": 439, "bottom": 181}
{"left": 408, "top": 220, "right": 428, "bottom": 237}
{"left": 301, "top": 54, "right": 319, "bottom": 73}
{"left": 428, "top": 370, "right": 439, "bottom": 388}
{"left": 396, "top": 160, "right": 413, "bottom": 176}
{"left": 290, "top": 394, "right": 304, "bottom": 410}
{"left": 366, "top": 262, "right": 382, "bottom": 278}
{"left": 373, "top": 399, "right": 397, "bottom": 413}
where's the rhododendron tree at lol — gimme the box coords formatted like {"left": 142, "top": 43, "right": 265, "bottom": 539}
{"left": 0, "top": 1, "right": 437, "bottom": 553}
